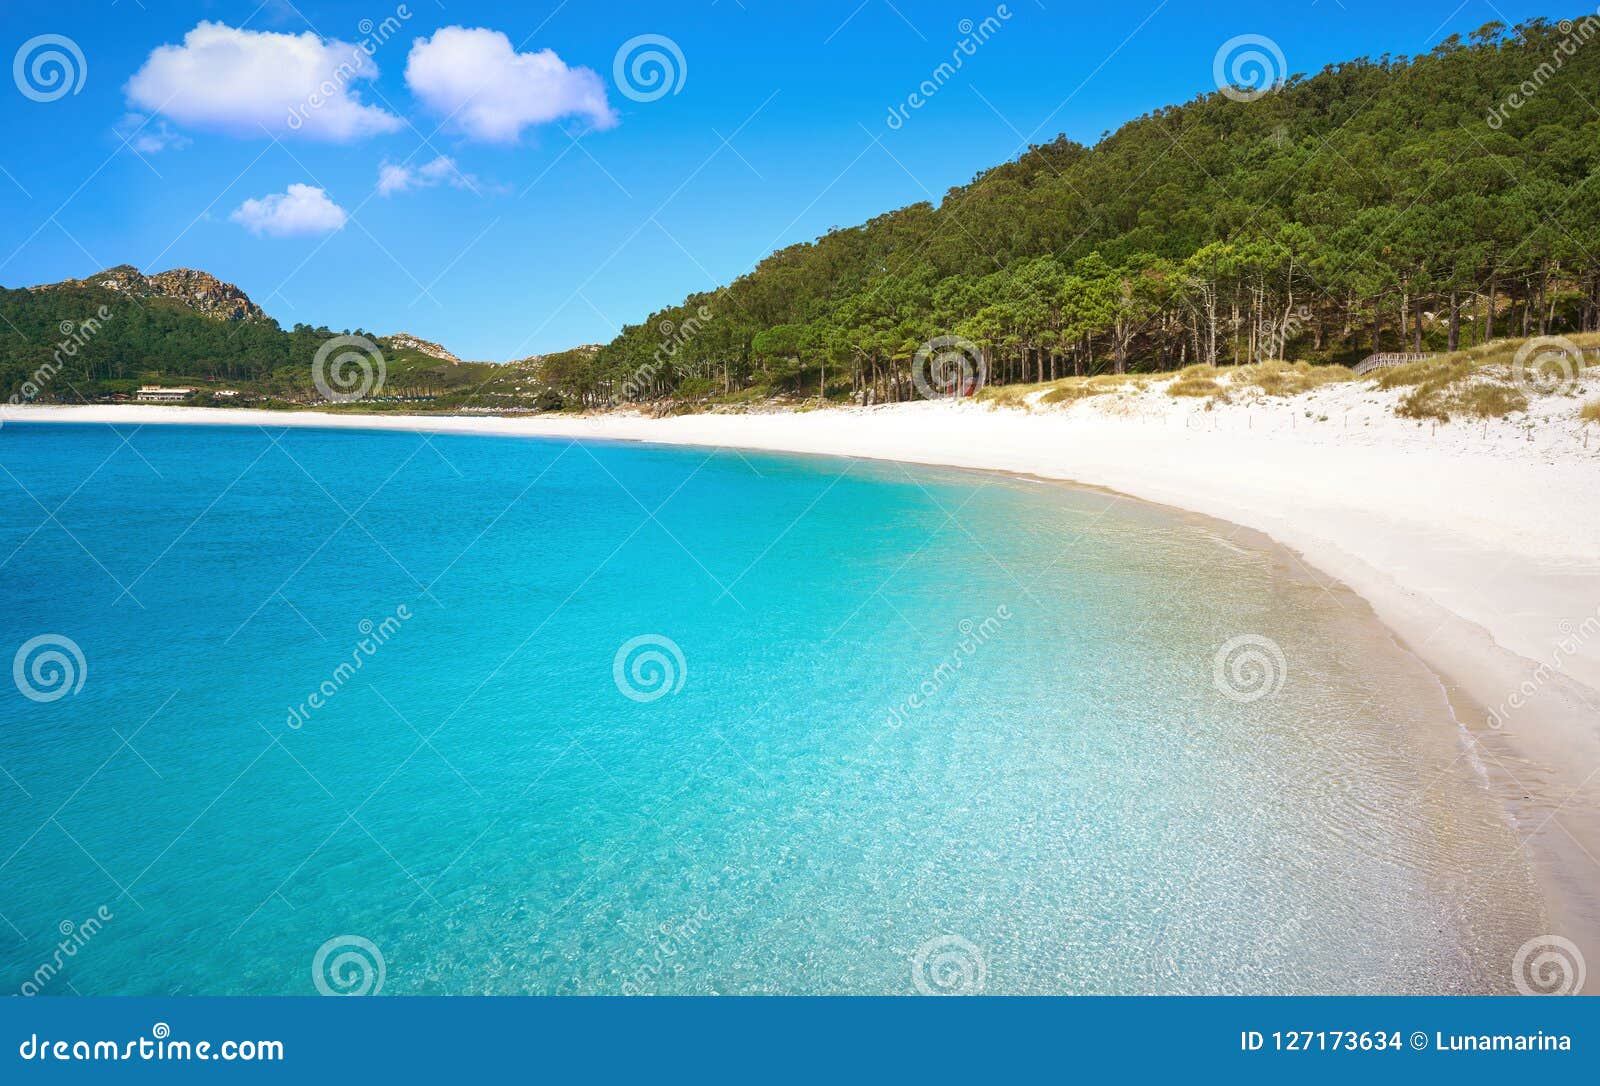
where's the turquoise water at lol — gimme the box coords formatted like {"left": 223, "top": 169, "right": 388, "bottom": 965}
{"left": 0, "top": 422, "right": 1546, "bottom": 995}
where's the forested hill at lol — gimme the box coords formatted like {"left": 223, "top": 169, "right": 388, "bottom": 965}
{"left": 550, "top": 17, "right": 1600, "bottom": 407}
{"left": 0, "top": 271, "right": 560, "bottom": 409}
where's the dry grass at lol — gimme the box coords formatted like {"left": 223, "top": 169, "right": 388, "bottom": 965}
{"left": 976, "top": 379, "right": 1056, "bottom": 409}
{"left": 1396, "top": 376, "right": 1528, "bottom": 420}
{"left": 1167, "top": 364, "right": 1225, "bottom": 399}
{"left": 1039, "top": 372, "right": 1152, "bottom": 405}
{"left": 1582, "top": 399, "right": 1600, "bottom": 424}
{"left": 1376, "top": 355, "right": 1481, "bottom": 391}
{"left": 1375, "top": 332, "right": 1600, "bottom": 421}
{"left": 1038, "top": 382, "right": 1110, "bottom": 405}
{"left": 1376, "top": 332, "right": 1600, "bottom": 388}
{"left": 1232, "top": 359, "right": 1356, "bottom": 396}
{"left": 979, "top": 371, "right": 1154, "bottom": 409}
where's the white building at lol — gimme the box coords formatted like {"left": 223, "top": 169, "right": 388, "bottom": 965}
{"left": 135, "top": 386, "right": 195, "bottom": 402}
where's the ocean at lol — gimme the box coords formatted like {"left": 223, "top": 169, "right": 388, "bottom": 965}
{"left": 0, "top": 421, "right": 1545, "bottom": 994}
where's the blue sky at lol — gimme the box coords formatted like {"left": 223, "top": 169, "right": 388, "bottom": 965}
{"left": 0, "top": 0, "right": 1570, "bottom": 360}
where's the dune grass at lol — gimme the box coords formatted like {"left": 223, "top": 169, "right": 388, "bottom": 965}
{"left": 978, "top": 371, "right": 1154, "bottom": 409}
{"left": 1232, "top": 359, "right": 1356, "bottom": 396}
{"left": 976, "top": 380, "right": 1054, "bottom": 409}
{"left": 1395, "top": 373, "right": 1528, "bottom": 421}
{"left": 1166, "top": 364, "right": 1225, "bottom": 398}
{"left": 1582, "top": 399, "right": 1600, "bottom": 424}
{"left": 1376, "top": 332, "right": 1600, "bottom": 420}
{"left": 1039, "top": 372, "right": 1153, "bottom": 405}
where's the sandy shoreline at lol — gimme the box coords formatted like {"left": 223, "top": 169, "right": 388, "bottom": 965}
{"left": 7, "top": 394, "right": 1599, "bottom": 985}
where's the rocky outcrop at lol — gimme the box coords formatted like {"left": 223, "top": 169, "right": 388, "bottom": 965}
{"left": 383, "top": 333, "right": 462, "bottom": 363}
{"left": 506, "top": 343, "right": 602, "bottom": 367}
{"left": 34, "top": 264, "right": 268, "bottom": 322}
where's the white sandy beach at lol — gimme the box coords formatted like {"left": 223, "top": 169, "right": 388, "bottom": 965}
{"left": 8, "top": 378, "right": 1600, "bottom": 973}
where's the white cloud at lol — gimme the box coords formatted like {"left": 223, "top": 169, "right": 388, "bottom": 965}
{"left": 125, "top": 21, "right": 403, "bottom": 141}
{"left": 230, "top": 184, "right": 348, "bottom": 237}
{"left": 377, "top": 155, "right": 478, "bottom": 196}
{"left": 114, "top": 113, "right": 191, "bottom": 154}
{"left": 404, "top": 26, "right": 615, "bottom": 143}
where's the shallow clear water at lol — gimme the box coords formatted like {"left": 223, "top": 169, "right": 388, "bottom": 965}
{"left": 0, "top": 422, "right": 1546, "bottom": 994}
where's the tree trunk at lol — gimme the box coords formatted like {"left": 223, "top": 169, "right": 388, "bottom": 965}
{"left": 1448, "top": 289, "right": 1460, "bottom": 351}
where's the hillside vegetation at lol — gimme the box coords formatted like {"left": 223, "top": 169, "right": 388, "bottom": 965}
{"left": 541, "top": 17, "right": 1600, "bottom": 408}
{"left": 7, "top": 18, "right": 1599, "bottom": 422}
{"left": 0, "top": 274, "right": 577, "bottom": 411}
